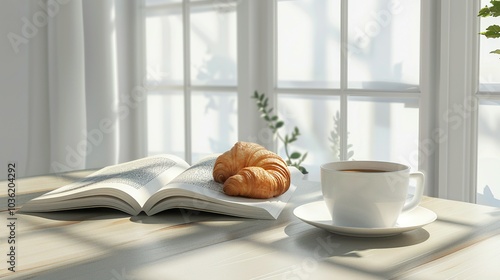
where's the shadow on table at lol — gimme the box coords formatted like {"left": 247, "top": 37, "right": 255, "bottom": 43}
{"left": 477, "top": 185, "right": 500, "bottom": 208}
{"left": 285, "top": 223, "right": 430, "bottom": 258}
{"left": 129, "top": 208, "right": 250, "bottom": 225}
{"left": 18, "top": 208, "right": 131, "bottom": 221}
{"left": 18, "top": 208, "right": 250, "bottom": 224}
{"left": 281, "top": 222, "right": 430, "bottom": 277}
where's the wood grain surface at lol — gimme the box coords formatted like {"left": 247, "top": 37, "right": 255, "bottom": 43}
{"left": 1, "top": 171, "right": 500, "bottom": 279}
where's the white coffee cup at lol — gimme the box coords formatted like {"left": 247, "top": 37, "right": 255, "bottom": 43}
{"left": 320, "top": 161, "right": 425, "bottom": 228}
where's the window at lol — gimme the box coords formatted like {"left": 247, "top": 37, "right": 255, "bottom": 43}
{"left": 145, "top": 0, "right": 238, "bottom": 163}
{"left": 143, "top": 0, "right": 499, "bottom": 206}
{"left": 477, "top": 0, "right": 500, "bottom": 206}
{"left": 437, "top": 0, "right": 500, "bottom": 207}
{"left": 275, "top": 0, "right": 421, "bottom": 180}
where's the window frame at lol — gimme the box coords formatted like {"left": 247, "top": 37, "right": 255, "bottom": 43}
{"left": 144, "top": 0, "right": 239, "bottom": 163}
{"left": 144, "top": 0, "right": 486, "bottom": 203}
{"left": 436, "top": 0, "right": 479, "bottom": 202}
{"left": 265, "top": 0, "right": 436, "bottom": 186}
{"left": 240, "top": 0, "right": 479, "bottom": 200}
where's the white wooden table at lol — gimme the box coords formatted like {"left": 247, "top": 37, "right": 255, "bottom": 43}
{"left": 1, "top": 171, "right": 500, "bottom": 279}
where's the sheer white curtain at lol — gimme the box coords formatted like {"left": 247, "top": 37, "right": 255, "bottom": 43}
{"left": 0, "top": 0, "right": 145, "bottom": 179}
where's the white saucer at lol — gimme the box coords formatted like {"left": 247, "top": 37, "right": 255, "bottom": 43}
{"left": 293, "top": 201, "right": 437, "bottom": 237}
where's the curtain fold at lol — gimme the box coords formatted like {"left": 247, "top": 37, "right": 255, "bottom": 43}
{"left": 27, "top": 0, "right": 50, "bottom": 176}
{"left": 82, "top": 0, "right": 120, "bottom": 169}
{"left": 48, "top": 0, "right": 87, "bottom": 171}
{"left": 0, "top": 0, "right": 144, "bottom": 179}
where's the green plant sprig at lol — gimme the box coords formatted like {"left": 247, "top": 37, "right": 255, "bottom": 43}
{"left": 252, "top": 91, "right": 308, "bottom": 174}
{"left": 479, "top": 0, "right": 500, "bottom": 18}
{"left": 329, "top": 111, "right": 354, "bottom": 161}
{"left": 479, "top": 0, "right": 500, "bottom": 55}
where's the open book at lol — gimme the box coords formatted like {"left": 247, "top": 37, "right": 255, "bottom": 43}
{"left": 21, "top": 154, "right": 300, "bottom": 219}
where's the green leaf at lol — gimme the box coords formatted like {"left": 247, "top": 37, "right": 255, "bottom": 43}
{"left": 481, "top": 24, "right": 500, "bottom": 38}
{"left": 479, "top": 1, "right": 500, "bottom": 17}
{"left": 479, "top": 6, "right": 492, "bottom": 17}
{"left": 490, "top": 49, "right": 500, "bottom": 54}
{"left": 298, "top": 166, "right": 308, "bottom": 174}
{"left": 262, "top": 97, "right": 269, "bottom": 107}
{"left": 301, "top": 152, "right": 308, "bottom": 161}
{"left": 275, "top": 121, "right": 284, "bottom": 129}
{"left": 490, "top": 0, "right": 500, "bottom": 17}
{"left": 290, "top": 152, "right": 301, "bottom": 159}
{"left": 271, "top": 115, "right": 278, "bottom": 121}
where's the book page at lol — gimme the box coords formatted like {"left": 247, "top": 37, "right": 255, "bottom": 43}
{"left": 167, "top": 156, "right": 224, "bottom": 194}
{"left": 145, "top": 155, "right": 300, "bottom": 219}
{"left": 31, "top": 154, "right": 190, "bottom": 207}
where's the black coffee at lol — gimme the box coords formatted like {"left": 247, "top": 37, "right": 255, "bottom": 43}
{"left": 340, "top": 169, "right": 389, "bottom": 173}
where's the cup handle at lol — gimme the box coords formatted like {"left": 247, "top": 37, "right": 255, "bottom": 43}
{"left": 402, "top": 171, "right": 425, "bottom": 212}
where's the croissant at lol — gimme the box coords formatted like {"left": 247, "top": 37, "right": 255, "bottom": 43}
{"left": 213, "top": 141, "right": 291, "bottom": 199}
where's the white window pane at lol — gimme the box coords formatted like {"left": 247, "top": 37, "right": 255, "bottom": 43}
{"left": 477, "top": 100, "right": 500, "bottom": 207}
{"left": 190, "top": 6, "right": 237, "bottom": 86}
{"left": 277, "top": 94, "right": 340, "bottom": 178}
{"left": 348, "top": 0, "right": 420, "bottom": 90}
{"left": 277, "top": 0, "right": 341, "bottom": 88}
{"left": 191, "top": 0, "right": 239, "bottom": 13}
{"left": 146, "top": 0, "right": 181, "bottom": 6}
{"left": 191, "top": 91, "right": 237, "bottom": 162}
{"left": 479, "top": 0, "right": 500, "bottom": 92}
{"left": 347, "top": 97, "right": 419, "bottom": 170}
{"left": 147, "top": 91, "right": 185, "bottom": 158}
{"left": 146, "top": 12, "right": 184, "bottom": 85}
